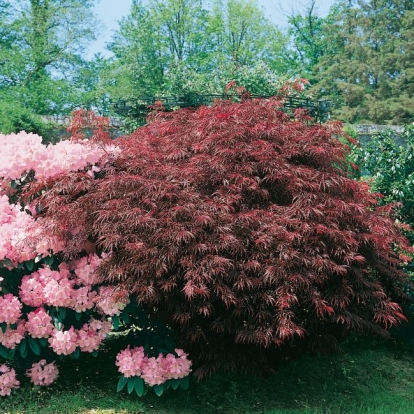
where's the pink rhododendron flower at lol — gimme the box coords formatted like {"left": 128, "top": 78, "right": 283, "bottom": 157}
{"left": 48, "top": 328, "right": 77, "bottom": 355}
{"left": 43, "top": 277, "right": 74, "bottom": 308}
{"left": 116, "top": 346, "right": 192, "bottom": 386}
{"left": 72, "top": 286, "right": 97, "bottom": 313}
{"left": 0, "top": 131, "right": 119, "bottom": 181}
{"left": 0, "top": 294, "right": 22, "bottom": 324}
{"left": 141, "top": 356, "right": 166, "bottom": 386}
{"left": 88, "top": 318, "right": 112, "bottom": 339}
{"left": 0, "top": 320, "right": 26, "bottom": 349}
{"left": 0, "top": 195, "right": 38, "bottom": 264}
{"left": 25, "top": 308, "right": 54, "bottom": 339}
{"left": 96, "top": 286, "right": 129, "bottom": 316}
{"left": 76, "top": 318, "right": 111, "bottom": 353}
{"left": 164, "top": 349, "right": 192, "bottom": 380}
{"left": 0, "top": 364, "right": 19, "bottom": 396}
{"left": 19, "top": 272, "right": 46, "bottom": 307}
{"left": 70, "top": 254, "right": 103, "bottom": 285}
{"left": 26, "top": 360, "right": 58, "bottom": 386}
{"left": 115, "top": 346, "right": 146, "bottom": 378}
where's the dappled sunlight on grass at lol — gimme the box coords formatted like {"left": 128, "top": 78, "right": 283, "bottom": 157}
{"left": 1, "top": 336, "right": 414, "bottom": 413}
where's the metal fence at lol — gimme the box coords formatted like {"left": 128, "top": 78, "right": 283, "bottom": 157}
{"left": 112, "top": 94, "right": 332, "bottom": 125}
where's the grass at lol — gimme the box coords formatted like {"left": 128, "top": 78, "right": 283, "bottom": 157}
{"left": 1, "top": 336, "right": 414, "bottom": 413}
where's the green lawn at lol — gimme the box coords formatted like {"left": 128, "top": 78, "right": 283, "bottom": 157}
{"left": 1, "top": 336, "right": 414, "bottom": 414}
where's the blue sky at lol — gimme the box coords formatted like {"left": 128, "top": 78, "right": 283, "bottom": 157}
{"left": 89, "top": 0, "right": 336, "bottom": 58}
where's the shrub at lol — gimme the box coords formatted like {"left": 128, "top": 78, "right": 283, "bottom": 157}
{"left": 0, "top": 130, "right": 191, "bottom": 398}
{"left": 0, "top": 101, "right": 54, "bottom": 143}
{"left": 350, "top": 126, "right": 414, "bottom": 242}
{"left": 29, "top": 100, "right": 412, "bottom": 378}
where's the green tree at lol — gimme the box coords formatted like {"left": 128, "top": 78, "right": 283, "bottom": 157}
{"left": 0, "top": 0, "right": 99, "bottom": 115}
{"left": 313, "top": 0, "right": 414, "bottom": 124}
{"left": 107, "top": 0, "right": 289, "bottom": 97}
{"left": 286, "top": 1, "right": 337, "bottom": 80}
{"left": 108, "top": 0, "right": 208, "bottom": 97}
{"left": 207, "top": 0, "right": 288, "bottom": 71}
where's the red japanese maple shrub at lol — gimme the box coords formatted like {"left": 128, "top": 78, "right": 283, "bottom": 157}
{"left": 29, "top": 100, "right": 412, "bottom": 378}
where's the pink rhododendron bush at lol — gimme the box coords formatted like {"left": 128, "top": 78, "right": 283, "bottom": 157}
{"left": 0, "top": 125, "right": 191, "bottom": 398}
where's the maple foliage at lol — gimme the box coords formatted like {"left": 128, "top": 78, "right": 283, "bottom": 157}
{"left": 27, "top": 100, "right": 412, "bottom": 377}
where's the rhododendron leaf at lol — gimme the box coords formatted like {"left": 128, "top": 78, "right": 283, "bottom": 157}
{"left": 19, "top": 338, "right": 27, "bottom": 358}
{"left": 10, "top": 180, "right": 17, "bottom": 189}
{"left": 170, "top": 379, "right": 180, "bottom": 390}
{"left": 75, "top": 312, "right": 82, "bottom": 321}
{"left": 0, "top": 345, "right": 12, "bottom": 359}
{"left": 112, "top": 315, "right": 120, "bottom": 331}
{"left": 153, "top": 384, "right": 164, "bottom": 397}
{"left": 179, "top": 376, "right": 190, "bottom": 391}
{"left": 71, "top": 348, "right": 80, "bottom": 359}
{"left": 92, "top": 350, "right": 99, "bottom": 358}
{"left": 25, "top": 260, "right": 34, "bottom": 271}
{"left": 134, "top": 377, "right": 145, "bottom": 397}
{"left": 121, "top": 312, "right": 130, "bottom": 324}
{"left": 28, "top": 337, "right": 41, "bottom": 355}
{"left": 0, "top": 323, "right": 6, "bottom": 334}
{"left": 1, "top": 259, "right": 13, "bottom": 268}
{"left": 43, "top": 256, "right": 54, "bottom": 266}
{"left": 116, "top": 376, "right": 128, "bottom": 392}
{"left": 58, "top": 307, "right": 67, "bottom": 320}
{"left": 127, "top": 377, "right": 135, "bottom": 394}
{"left": 38, "top": 338, "right": 47, "bottom": 347}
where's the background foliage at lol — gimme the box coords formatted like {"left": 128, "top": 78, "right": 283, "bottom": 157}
{"left": 1, "top": 0, "right": 413, "bottom": 125}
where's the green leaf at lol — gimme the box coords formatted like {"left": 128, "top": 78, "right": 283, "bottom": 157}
{"left": 28, "top": 337, "right": 41, "bottom": 355}
{"left": 58, "top": 307, "right": 67, "bottom": 320}
{"left": 112, "top": 315, "right": 120, "bottom": 330}
{"left": 170, "top": 378, "right": 180, "bottom": 390}
{"left": 127, "top": 377, "right": 135, "bottom": 394}
{"left": 43, "top": 256, "right": 54, "bottom": 266}
{"left": 25, "top": 260, "right": 35, "bottom": 271}
{"left": 71, "top": 348, "right": 80, "bottom": 359}
{"left": 117, "top": 376, "right": 128, "bottom": 392}
{"left": 153, "top": 384, "right": 164, "bottom": 397}
{"left": 0, "top": 345, "right": 12, "bottom": 359}
{"left": 39, "top": 338, "right": 48, "bottom": 347}
{"left": 0, "top": 323, "right": 7, "bottom": 333}
{"left": 75, "top": 312, "right": 82, "bottom": 321}
{"left": 10, "top": 180, "right": 17, "bottom": 189}
{"left": 179, "top": 376, "right": 190, "bottom": 390}
{"left": 134, "top": 377, "right": 145, "bottom": 397}
{"left": 19, "top": 338, "right": 27, "bottom": 358}
{"left": 91, "top": 350, "right": 99, "bottom": 357}
{"left": 121, "top": 312, "right": 130, "bottom": 324}
{"left": 2, "top": 258, "right": 13, "bottom": 268}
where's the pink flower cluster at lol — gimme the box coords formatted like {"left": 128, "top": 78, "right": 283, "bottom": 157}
{"left": 116, "top": 346, "right": 192, "bottom": 386}
{"left": 0, "top": 131, "right": 119, "bottom": 181}
{"left": 0, "top": 294, "right": 22, "bottom": 324}
{"left": 0, "top": 365, "right": 19, "bottom": 396}
{"left": 48, "top": 318, "right": 112, "bottom": 355}
{"left": 26, "top": 360, "right": 58, "bottom": 386}
{"left": 0, "top": 195, "right": 37, "bottom": 264}
{"left": 0, "top": 195, "right": 64, "bottom": 265}
{"left": 25, "top": 307, "right": 54, "bottom": 338}
{"left": 95, "top": 286, "right": 128, "bottom": 316}
{"left": 19, "top": 254, "right": 128, "bottom": 315}
{"left": 48, "top": 327, "right": 78, "bottom": 355}
{"left": 76, "top": 318, "right": 112, "bottom": 353}
{"left": 0, "top": 321, "right": 25, "bottom": 349}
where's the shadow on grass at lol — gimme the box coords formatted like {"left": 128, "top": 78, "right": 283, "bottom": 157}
{"left": 1, "top": 336, "right": 414, "bottom": 414}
